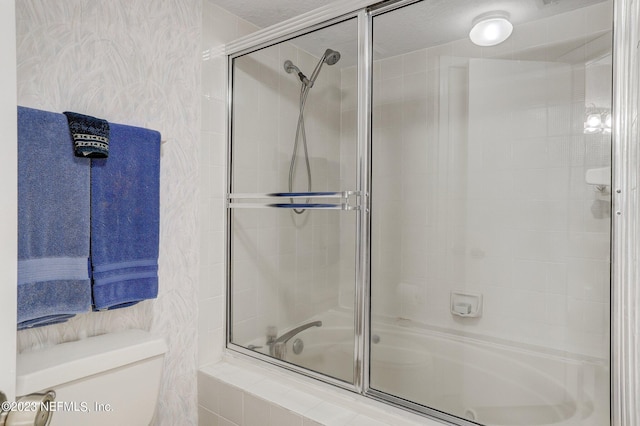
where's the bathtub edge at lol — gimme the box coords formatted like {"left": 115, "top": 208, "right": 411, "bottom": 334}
{"left": 197, "top": 353, "right": 444, "bottom": 426}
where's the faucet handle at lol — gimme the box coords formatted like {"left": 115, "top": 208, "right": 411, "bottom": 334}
{"left": 266, "top": 326, "right": 278, "bottom": 344}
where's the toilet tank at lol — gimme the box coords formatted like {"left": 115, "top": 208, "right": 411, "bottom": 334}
{"left": 16, "top": 329, "right": 167, "bottom": 426}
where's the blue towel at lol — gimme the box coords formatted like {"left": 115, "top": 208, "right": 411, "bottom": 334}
{"left": 63, "top": 111, "right": 110, "bottom": 158}
{"left": 17, "top": 106, "right": 92, "bottom": 329}
{"left": 90, "top": 123, "right": 160, "bottom": 310}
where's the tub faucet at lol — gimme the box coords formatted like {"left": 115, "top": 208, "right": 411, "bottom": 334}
{"left": 266, "top": 320, "right": 322, "bottom": 360}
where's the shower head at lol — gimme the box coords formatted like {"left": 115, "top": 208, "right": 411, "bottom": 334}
{"left": 304, "top": 48, "right": 342, "bottom": 88}
{"left": 323, "top": 49, "right": 341, "bottom": 66}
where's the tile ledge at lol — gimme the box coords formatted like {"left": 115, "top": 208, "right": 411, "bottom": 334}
{"left": 199, "top": 353, "right": 442, "bottom": 426}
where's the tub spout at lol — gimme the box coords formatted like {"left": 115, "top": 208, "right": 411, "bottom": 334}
{"left": 267, "top": 320, "right": 322, "bottom": 359}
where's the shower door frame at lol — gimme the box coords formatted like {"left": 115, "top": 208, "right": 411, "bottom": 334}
{"left": 224, "top": 0, "right": 640, "bottom": 424}
{"left": 224, "top": 8, "right": 369, "bottom": 394}
{"left": 610, "top": 0, "right": 640, "bottom": 423}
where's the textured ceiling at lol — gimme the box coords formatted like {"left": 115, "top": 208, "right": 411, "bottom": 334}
{"left": 208, "top": 0, "right": 608, "bottom": 36}
{"left": 208, "top": 0, "right": 337, "bottom": 29}
{"left": 209, "top": 0, "right": 611, "bottom": 67}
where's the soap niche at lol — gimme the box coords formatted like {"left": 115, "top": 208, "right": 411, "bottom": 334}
{"left": 450, "top": 291, "right": 483, "bottom": 318}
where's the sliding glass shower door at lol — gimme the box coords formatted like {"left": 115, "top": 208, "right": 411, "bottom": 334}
{"left": 369, "top": 0, "right": 612, "bottom": 424}
{"left": 227, "top": 17, "right": 360, "bottom": 384}
{"left": 226, "top": 0, "right": 619, "bottom": 424}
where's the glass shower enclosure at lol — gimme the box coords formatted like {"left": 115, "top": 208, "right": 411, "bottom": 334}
{"left": 226, "top": 0, "right": 616, "bottom": 424}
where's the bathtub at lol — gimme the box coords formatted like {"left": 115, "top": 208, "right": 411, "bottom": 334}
{"left": 253, "top": 318, "right": 609, "bottom": 426}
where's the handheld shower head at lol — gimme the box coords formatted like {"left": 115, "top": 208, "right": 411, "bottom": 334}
{"left": 323, "top": 49, "right": 341, "bottom": 66}
{"left": 284, "top": 48, "right": 341, "bottom": 88}
{"left": 285, "top": 48, "right": 341, "bottom": 214}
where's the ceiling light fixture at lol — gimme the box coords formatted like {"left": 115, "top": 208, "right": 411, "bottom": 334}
{"left": 469, "top": 12, "right": 513, "bottom": 47}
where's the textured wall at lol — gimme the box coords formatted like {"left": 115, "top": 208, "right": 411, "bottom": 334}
{"left": 15, "top": 0, "right": 201, "bottom": 424}
{"left": 0, "top": 0, "right": 18, "bottom": 403}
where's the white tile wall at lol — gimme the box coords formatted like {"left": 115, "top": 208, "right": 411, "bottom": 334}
{"left": 199, "top": 1, "right": 260, "bottom": 367}
{"left": 198, "top": 361, "right": 436, "bottom": 426}
{"left": 370, "top": 2, "right": 613, "bottom": 358}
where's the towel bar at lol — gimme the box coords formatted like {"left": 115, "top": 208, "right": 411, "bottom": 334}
{"left": 227, "top": 191, "right": 361, "bottom": 211}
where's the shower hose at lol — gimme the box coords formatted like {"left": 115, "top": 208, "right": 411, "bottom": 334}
{"left": 288, "top": 79, "right": 312, "bottom": 214}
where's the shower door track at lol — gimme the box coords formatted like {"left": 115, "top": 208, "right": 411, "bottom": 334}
{"left": 223, "top": 0, "right": 640, "bottom": 425}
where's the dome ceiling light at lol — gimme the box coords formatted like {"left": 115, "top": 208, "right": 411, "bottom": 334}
{"left": 469, "top": 12, "right": 513, "bottom": 47}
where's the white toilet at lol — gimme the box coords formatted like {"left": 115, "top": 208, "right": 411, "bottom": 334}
{"left": 16, "top": 329, "right": 167, "bottom": 426}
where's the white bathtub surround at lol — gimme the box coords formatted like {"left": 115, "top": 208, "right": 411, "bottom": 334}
{"left": 198, "top": 310, "right": 609, "bottom": 425}
{"left": 198, "top": 357, "right": 435, "bottom": 426}
{"left": 16, "top": 0, "right": 202, "bottom": 423}
{"left": 215, "top": 310, "right": 608, "bottom": 425}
